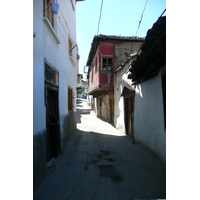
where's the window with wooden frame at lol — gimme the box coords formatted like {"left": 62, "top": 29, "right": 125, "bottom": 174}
{"left": 68, "top": 86, "right": 73, "bottom": 112}
{"left": 68, "top": 38, "right": 72, "bottom": 57}
{"left": 43, "top": 0, "right": 54, "bottom": 28}
{"left": 102, "top": 57, "right": 113, "bottom": 71}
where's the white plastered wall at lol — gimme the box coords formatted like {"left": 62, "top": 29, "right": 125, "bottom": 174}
{"left": 33, "top": 0, "right": 77, "bottom": 136}
{"left": 114, "top": 58, "right": 135, "bottom": 134}
{"left": 134, "top": 71, "right": 166, "bottom": 164}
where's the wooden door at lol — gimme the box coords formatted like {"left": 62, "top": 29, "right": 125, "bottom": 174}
{"left": 124, "top": 95, "right": 135, "bottom": 138}
{"left": 46, "top": 88, "right": 60, "bottom": 161}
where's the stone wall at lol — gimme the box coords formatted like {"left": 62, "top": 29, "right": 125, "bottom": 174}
{"left": 115, "top": 42, "right": 143, "bottom": 70}
{"left": 101, "top": 95, "right": 111, "bottom": 122}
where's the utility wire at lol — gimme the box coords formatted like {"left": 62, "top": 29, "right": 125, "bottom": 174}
{"left": 135, "top": 0, "right": 149, "bottom": 36}
{"left": 97, "top": 0, "right": 103, "bottom": 35}
{"left": 88, "top": 0, "right": 103, "bottom": 69}
{"left": 87, "top": 0, "right": 104, "bottom": 77}
{"left": 44, "top": 4, "right": 69, "bottom": 39}
{"left": 45, "top": 6, "right": 77, "bottom": 55}
{"left": 160, "top": 8, "right": 166, "bottom": 18}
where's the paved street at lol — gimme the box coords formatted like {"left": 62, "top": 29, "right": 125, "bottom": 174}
{"left": 33, "top": 98, "right": 166, "bottom": 200}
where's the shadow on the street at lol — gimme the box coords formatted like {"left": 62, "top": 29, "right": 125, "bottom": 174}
{"left": 73, "top": 128, "right": 166, "bottom": 198}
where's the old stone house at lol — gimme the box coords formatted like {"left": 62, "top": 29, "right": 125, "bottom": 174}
{"left": 87, "top": 34, "right": 144, "bottom": 123}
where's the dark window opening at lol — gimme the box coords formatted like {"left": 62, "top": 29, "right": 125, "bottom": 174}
{"left": 108, "top": 58, "right": 112, "bottom": 71}
{"left": 103, "top": 58, "right": 107, "bottom": 71}
{"left": 102, "top": 57, "right": 113, "bottom": 71}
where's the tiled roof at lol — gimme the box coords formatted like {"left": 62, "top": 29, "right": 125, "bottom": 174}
{"left": 128, "top": 16, "right": 166, "bottom": 84}
{"left": 86, "top": 34, "right": 144, "bottom": 67}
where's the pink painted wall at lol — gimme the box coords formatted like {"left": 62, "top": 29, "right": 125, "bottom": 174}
{"left": 89, "top": 47, "right": 100, "bottom": 89}
{"left": 100, "top": 42, "right": 114, "bottom": 53}
{"left": 99, "top": 42, "right": 114, "bottom": 87}
{"left": 89, "top": 42, "right": 114, "bottom": 91}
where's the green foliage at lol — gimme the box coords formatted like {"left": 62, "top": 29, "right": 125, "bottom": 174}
{"left": 77, "top": 87, "right": 85, "bottom": 94}
{"left": 85, "top": 80, "right": 88, "bottom": 86}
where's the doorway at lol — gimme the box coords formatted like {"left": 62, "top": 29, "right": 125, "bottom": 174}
{"left": 109, "top": 99, "right": 114, "bottom": 124}
{"left": 124, "top": 92, "right": 135, "bottom": 139}
{"left": 46, "top": 86, "right": 61, "bottom": 162}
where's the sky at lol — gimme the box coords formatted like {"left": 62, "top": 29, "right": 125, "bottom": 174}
{"left": 76, "top": 0, "right": 166, "bottom": 74}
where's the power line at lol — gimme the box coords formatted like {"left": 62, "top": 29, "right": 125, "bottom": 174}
{"left": 87, "top": 0, "right": 103, "bottom": 72}
{"left": 97, "top": 0, "right": 103, "bottom": 35}
{"left": 160, "top": 8, "right": 166, "bottom": 18}
{"left": 135, "top": 0, "right": 149, "bottom": 36}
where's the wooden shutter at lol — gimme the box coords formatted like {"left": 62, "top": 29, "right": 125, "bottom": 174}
{"left": 43, "top": 0, "right": 54, "bottom": 28}
{"left": 68, "top": 86, "right": 73, "bottom": 111}
{"left": 69, "top": 39, "right": 72, "bottom": 56}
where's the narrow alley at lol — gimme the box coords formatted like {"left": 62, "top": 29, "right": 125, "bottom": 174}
{"left": 33, "top": 98, "right": 166, "bottom": 200}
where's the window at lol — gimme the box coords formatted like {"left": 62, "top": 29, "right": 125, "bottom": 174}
{"left": 43, "top": 0, "right": 54, "bottom": 28}
{"left": 45, "top": 63, "right": 59, "bottom": 86}
{"left": 68, "top": 38, "right": 72, "bottom": 57}
{"left": 68, "top": 86, "right": 73, "bottom": 111}
{"left": 102, "top": 57, "right": 113, "bottom": 71}
{"left": 68, "top": 37, "right": 76, "bottom": 65}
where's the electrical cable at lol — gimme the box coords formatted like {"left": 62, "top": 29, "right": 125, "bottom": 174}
{"left": 57, "top": 1, "right": 78, "bottom": 52}
{"left": 97, "top": 0, "right": 103, "bottom": 35}
{"left": 135, "top": 8, "right": 166, "bottom": 57}
{"left": 56, "top": 3, "right": 79, "bottom": 53}
{"left": 160, "top": 8, "right": 166, "bottom": 18}
{"left": 135, "top": 0, "right": 149, "bottom": 36}
{"left": 88, "top": 0, "right": 104, "bottom": 75}
{"left": 44, "top": 5, "right": 78, "bottom": 56}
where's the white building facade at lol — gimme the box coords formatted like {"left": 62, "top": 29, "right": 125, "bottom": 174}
{"left": 114, "top": 54, "right": 137, "bottom": 136}
{"left": 128, "top": 16, "right": 166, "bottom": 165}
{"left": 33, "top": 0, "right": 80, "bottom": 188}
{"left": 133, "top": 69, "right": 166, "bottom": 164}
